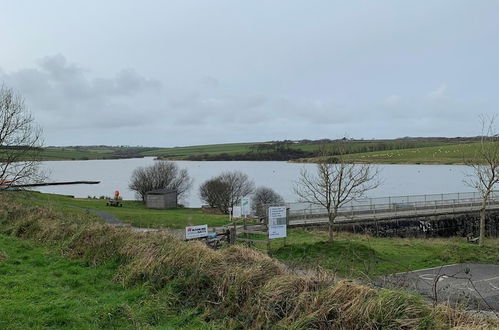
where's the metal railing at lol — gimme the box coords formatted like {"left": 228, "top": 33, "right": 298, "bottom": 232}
{"left": 267, "top": 191, "right": 499, "bottom": 224}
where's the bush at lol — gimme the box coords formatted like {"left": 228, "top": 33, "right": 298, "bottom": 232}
{"left": 251, "top": 186, "right": 285, "bottom": 218}
{"left": 199, "top": 171, "right": 254, "bottom": 214}
{"left": 129, "top": 161, "right": 192, "bottom": 203}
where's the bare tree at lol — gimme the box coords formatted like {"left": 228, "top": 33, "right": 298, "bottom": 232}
{"left": 199, "top": 177, "right": 229, "bottom": 211}
{"left": 251, "top": 186, "right": 284, "bottom": 218}
{"left": 465, "top": 114, "right": 499, "bottom": 247}
{"left": 294, "top": 147, "right": 379, "bottom": 242}
{"left": 129, "top": 161, "right": 192, "bottom": 203}
{"left": 199, "top": 171, "right": 254, "bottom": 214}
{"left": 0, "top": 86, "right": 43, "bottom": 187}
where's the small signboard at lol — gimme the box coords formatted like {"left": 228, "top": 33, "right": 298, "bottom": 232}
{"left": 268, "top": 206, "right": 287, "bottom": 239}
{"left": 232, "top": 205, "right": 242, "bottom": 218}
{"left": 185, "top": 224, "right": 208, "bottom": 240}
{"left": 242, "top": 198, "right": 251, "bottom": 216}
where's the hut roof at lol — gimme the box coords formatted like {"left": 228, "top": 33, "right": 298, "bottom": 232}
{"left": 146, "top": 188, "right": 177, "bottom": 195}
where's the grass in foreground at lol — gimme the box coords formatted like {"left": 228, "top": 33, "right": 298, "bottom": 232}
{"left": 0, "top": 234, "right": 209, "bottom": 329}
{"left": 2, "top": 192, "right": 498, "bottom": 329}
{"left": 21, "top": 191, "right": 229, "bottom": 229}
{"left": 270, "top": 230, "right": 499, "bottom": 277}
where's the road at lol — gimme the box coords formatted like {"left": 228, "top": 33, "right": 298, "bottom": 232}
{"left": 382, "top": 263, "right": 499, "bottom": 314}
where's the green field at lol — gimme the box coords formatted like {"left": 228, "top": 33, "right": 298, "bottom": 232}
{"left": 143, "top": 142, "right": 257, "bottom": 158}
{"left": 21, "top": 192, "right": 229, "bottom": 229}
{"left": 37, "top": 138, "right": 484, "bottom": 164}
{"left": 338, "top": 142, "right": 484, "bottom": 164}
{"left": 0, "top": 234, "right": 209, "bottom": 329}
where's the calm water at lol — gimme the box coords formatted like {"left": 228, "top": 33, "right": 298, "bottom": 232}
{"left": 35, "top": 158, "right": 473, "bottom": 207}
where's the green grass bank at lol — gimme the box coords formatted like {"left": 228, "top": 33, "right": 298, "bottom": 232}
{"left": 1, "top": 191, "right": 498, "bottom": 329}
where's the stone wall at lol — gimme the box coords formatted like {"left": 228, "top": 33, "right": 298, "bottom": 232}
{"left": 312, "top": 211, "right": 499, "bottom": 238}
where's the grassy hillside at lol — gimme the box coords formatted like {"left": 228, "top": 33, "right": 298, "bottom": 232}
{"left": 2, "top": 192, "right": 497, "bottom": 329}
{"left": 40, "top": 146, "right": 162, "bottom": 160}
{"left": 334, "top": 142, "right": 482, "bottom": 164}
{"left": 37, "top": 137, "right": 481, "bottom": 163}
{"left": 142, "top": 142, "right": 256, "bottom": 158}
{"left": 0, "top": 234, "right": 208, "bottom": 329}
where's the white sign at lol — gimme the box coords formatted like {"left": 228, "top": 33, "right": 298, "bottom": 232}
{"left": 242, "top": 198, "right": 251, "bottom": 216}
{"left": 185, "top": 224, "right": 208, "bottom": 239}
{"left": 268, "top": 206, "right": 287, "bottom": 239}
{"left": 232, "top": 205, "right": 242, "bottom": 218}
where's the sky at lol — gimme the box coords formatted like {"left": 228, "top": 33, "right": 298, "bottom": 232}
{"left": 1, "top": 1, "right": 498, "bottom": 147}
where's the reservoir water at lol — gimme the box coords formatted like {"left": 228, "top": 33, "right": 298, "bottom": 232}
{"left": 35, "top": 158, "right": 474, "bottom": 207}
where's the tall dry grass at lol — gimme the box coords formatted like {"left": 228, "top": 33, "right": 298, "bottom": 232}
{"left": 0, "top": 192, "right": 497, "bottom": 329}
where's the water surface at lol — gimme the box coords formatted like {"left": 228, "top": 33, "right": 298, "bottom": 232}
{"left": 36, "top": 158, "right": 473, "bottom": 207}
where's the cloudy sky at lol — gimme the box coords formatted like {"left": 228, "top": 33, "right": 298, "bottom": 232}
{"left": 1, "top": 1, "right": 498, "bottom": 146}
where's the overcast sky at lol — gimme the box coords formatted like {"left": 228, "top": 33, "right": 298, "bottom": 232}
{"left": 1, "top": 1, "right": 498, "bottom": 147}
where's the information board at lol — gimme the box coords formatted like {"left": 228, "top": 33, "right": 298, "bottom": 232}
{"left": 232, "top": 205, "right": 242, "bottom": 218}
{"left": 268, "top": 206, "right": 287, "bottom": 239}
{"left": 185, "top": 224, "right": 208, "bottom": 239}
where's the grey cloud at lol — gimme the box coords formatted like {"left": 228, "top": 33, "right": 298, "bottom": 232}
{"left": 0, "top": 54, "right": 163, "bottom": 133}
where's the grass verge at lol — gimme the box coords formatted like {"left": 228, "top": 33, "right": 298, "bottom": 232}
{"left": 269, "top": 230, "right": 499, "bottom": 278}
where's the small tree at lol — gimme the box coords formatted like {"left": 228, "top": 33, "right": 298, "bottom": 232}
{"left": 251, "top": 186, "right": 284, "bottom": 218}
{"left": 0, "top": 86, "right": 43, "bottom": 187}
{"left": 465, "top": 114, "right": 499, "bottom": 247}
{"left": 199, "top": 177, "right": 229, "bottom": 211}
{"left": 294, "top": 147, "right": 379, "bottom": 242}
{"left": 199, "top": 171, "right": 254, "bottom": 214}
{"left": 129, "top": 161, "right": 192, "bottom": 203}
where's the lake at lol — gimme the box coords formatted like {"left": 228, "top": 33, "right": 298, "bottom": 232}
{"left": 35, "top": 158, "right": 474, "bottom": 207}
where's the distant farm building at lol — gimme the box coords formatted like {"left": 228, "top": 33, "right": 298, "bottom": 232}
{"left": 145, "top": 189, "right": 178, "bottom": 209}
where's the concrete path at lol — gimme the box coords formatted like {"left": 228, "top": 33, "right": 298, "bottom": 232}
{"left": 85, "top": 209, "right": 130, "bottom": 227}
{"left": 381, "top": 263, "right": 499, "bottom": 314}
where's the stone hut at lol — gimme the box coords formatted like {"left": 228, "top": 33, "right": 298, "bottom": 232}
{"left": 145, "top": 189, "right": 178, "bottom": 209}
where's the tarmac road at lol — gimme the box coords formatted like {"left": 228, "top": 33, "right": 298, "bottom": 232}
{"left": 383, "top": 263, "right": 499, "bottom": 314}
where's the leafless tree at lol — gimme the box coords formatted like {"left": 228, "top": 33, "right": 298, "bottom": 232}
{"left": 0, "top": 86, "right": 43, "bottom": 188}
{"left": 251, "top": 186, "right": 284, "bottom": 218}
{"left": 199, "top": 177, "right": 229, "bottom": 210}
{"left": 294, "top": 147, "right": 379, "bottom": 242}
{"left": 199, "top": 171, "right": 254, "bottom": 214}
{"left": 465, "top": 114, "right": 499, "bottom": 247}
{"left": 129, "top": 161, "right": 192, "bottom": 203}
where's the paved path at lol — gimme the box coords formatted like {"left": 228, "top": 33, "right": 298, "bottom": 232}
{"left": 85, "top": 209, "right": 130, "bottom": 227}
{"left": 382, "top": 263, "right": 499, "bottom": 314}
